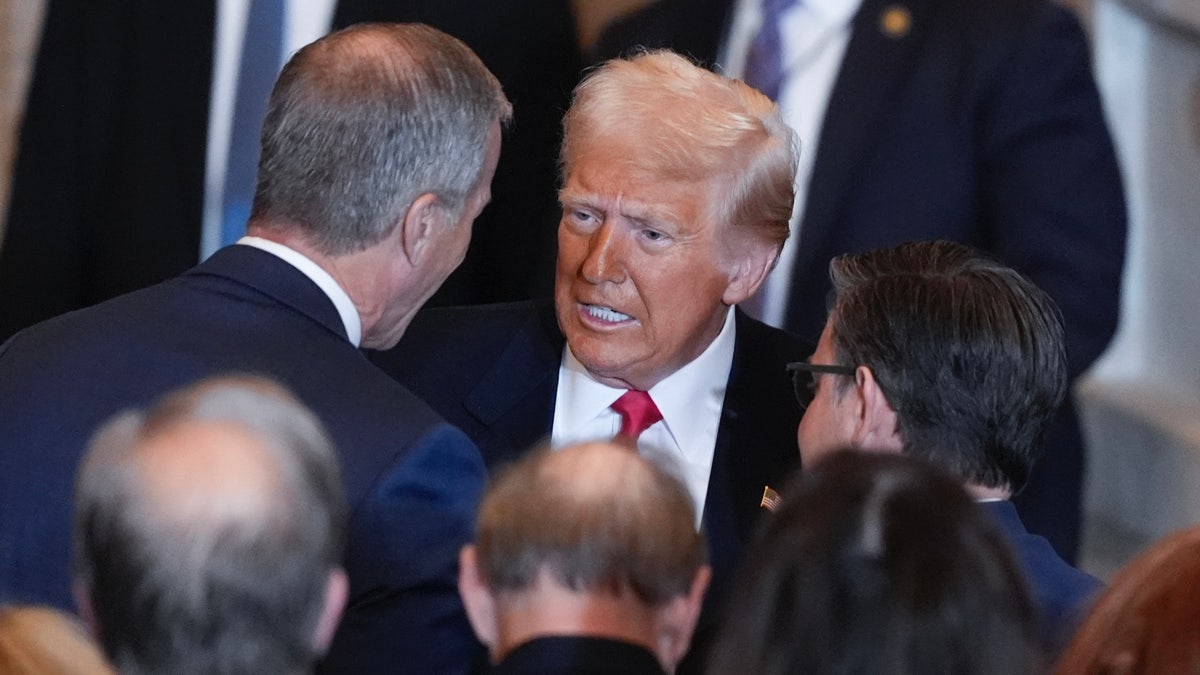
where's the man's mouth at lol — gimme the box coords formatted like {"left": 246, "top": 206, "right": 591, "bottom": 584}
{"left": 583, "top": 304, "right": 633, "bottom": 323}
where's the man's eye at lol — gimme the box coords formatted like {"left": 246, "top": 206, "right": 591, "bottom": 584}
{"left": 566, "top": 209, "right": 599, "bottom": 230}
{"left": 641, "top": 229, "right": 666, "bottom": 242}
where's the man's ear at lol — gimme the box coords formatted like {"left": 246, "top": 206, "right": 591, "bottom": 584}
{"left": 722, "top": 239, "right": 780, "bottom": 306}
{"left": 849, "top": 366, "right": 903, "bottom": 453}
{"left": 312, "top": 568, "right": 349, "bottom": 655}
{"left": 399, "top": 192, "right": 443, "bottom": 265}
{"left": 458, "top": 545, "right": 500, "bottom": 653}
{"left": 654, "top": 565, "right": 711, "bottom": 672}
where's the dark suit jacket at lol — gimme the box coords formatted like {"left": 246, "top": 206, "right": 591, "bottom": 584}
{"left": 490, "top": 636, "right": 667, "bottom": 675}
{"left": 596, "top": 0, "right": 1126, "bottom": 559}
{"left": 370, "top": 300, "right": 808, "bottom": 672}
{"left": 982, "top": 500, "right": 1101, "bottom": 654}
{"left": 0, "top": 0, "right": 581, "bottom": 340}
{"left": 0, "top": 245, "right": 486, "bottom": 674}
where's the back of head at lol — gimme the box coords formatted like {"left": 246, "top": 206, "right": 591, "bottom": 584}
{"left": 254, "top": 22, "right": 512, "bottom": 256}
{"left": 1054, "top": 525, "right": 1200, "bottom": 674}
{"left": 73, "top": 376, "right": 347, "bottom": 675}
{"left": 827, "top": 240, "right": 1068, "bottom": 491}
{"left": 561, "top": 50, "right": 797, "bottom": 249}
{"left": 711, "top": 451, "right": 1041, "bottom": 675}
{"left": 0, "top": 605, "right": 113, "bottom": 675}
{"left": 474, "top": 442, "right": 706, "bottom": 606}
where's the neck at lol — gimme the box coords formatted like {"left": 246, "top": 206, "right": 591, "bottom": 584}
{"left": 248, "top": 219, "right": 416, "bottom": 349}
{"left": 493, "top": 585, "right": 666, "bottom": 669}
{"left": 966, "top": 482, "right": 1012, "bottom": 501}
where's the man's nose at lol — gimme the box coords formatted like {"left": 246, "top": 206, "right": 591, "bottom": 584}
{"left": 580, "top": 222, "right": 627, "bottom": 285}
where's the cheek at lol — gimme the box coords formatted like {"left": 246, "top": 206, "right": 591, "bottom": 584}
{"left": 797, "top": 404, "right": 833, "bottom": 467}
{"left": 555, "top": 230, "right": 586, "bottom": 275}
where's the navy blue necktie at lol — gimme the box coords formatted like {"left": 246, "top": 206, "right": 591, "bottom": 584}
{"left": 743, "top": 0, "right": 798, "bottom": 101}
{"left": 221, "top": 0, "right": 285, "bottom": 247}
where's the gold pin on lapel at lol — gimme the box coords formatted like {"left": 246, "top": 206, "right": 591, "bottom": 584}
{"left": 879, "top": 5, "right": 913, "bottom": 39}
{"left": 761, "top": 485, "right": 781, "bottom": 512}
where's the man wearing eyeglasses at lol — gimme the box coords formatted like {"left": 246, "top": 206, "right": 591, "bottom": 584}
{"left": 789, "top": 239, "right": 1101, "bottom": 655}
{"left": 371, "top": 50, "right": 808, "bottom": 673}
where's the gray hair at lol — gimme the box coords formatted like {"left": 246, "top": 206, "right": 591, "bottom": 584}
{"left": 73, "top": 375, "right": 346, "bottom": 675}
{"left": 254, "top": 23, "right": 513, "bottom": 255}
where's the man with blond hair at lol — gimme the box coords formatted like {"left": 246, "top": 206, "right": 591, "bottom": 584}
{"left": 374, "top": 49, "right": 807, "bottom": 671}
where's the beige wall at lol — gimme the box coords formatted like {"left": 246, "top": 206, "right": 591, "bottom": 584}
{"left": 0, "top": 0, "right": 45, "bottom": 242}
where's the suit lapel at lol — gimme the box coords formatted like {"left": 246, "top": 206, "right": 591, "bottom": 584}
{"left": 463, "top": 302, "right": 563, "bottom": 466}
{"left": 794, "top": 0, "right": 938, "bottom": 282}
{"left": 702, "top": 312, "right": 802, "bottom": 591}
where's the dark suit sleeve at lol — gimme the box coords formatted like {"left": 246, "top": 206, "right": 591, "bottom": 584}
{"left": 320, "top": 424, "right": 487, "bottom": 675}
{"left": 979, "top": 4, "right": 1126, "bottom": 377}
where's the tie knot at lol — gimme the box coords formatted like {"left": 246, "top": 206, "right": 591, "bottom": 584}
{"left": 611, "top": 390, "right": 663, "bottom": 441}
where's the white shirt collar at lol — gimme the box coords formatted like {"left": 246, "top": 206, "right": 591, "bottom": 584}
{"left": 551, "top": 308, "right": 738, "bottom": 524}
{"left": 237, "top": 236, "right": 362, "bottom": 346}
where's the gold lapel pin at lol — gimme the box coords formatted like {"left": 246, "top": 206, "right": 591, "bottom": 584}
{"left": 880, "top": 5, "right": 913, "bottom": 39}
{"left": 761, "top": 485, "right": 781, "bottom": 512}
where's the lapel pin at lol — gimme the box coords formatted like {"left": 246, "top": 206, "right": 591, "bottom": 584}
{"left": 761, "top": 485, "right": 781, "bottom": 512}
{"left": 879, "top": 5, "right": 913, "bottom": 39}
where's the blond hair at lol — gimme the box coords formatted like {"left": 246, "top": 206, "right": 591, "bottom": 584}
{"left": 561, "top": 50, "right": 798, "bottom": 249}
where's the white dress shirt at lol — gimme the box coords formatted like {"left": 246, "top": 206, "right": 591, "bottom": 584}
{"left": 551, "top": 308, "right": 737, "bottom": 527}
{"left": 721, "top": 0, "right": 863, "bottom": 327}
{"left": 202, "top": 0, "right": 338, "bottom": 259}
{"left": 238, "top": 236, "right": 362, "bottom": 346}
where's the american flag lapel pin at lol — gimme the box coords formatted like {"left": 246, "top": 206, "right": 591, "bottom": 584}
{"left": 760, "top": 485, "right": 781, "bottom": 512}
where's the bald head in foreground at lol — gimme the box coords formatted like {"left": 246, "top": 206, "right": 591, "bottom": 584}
{"left": 459, "top": 443, "right": 711, "bottom": 675}
{"left": 74, "top": 376, "right": 347, "bottom": 675}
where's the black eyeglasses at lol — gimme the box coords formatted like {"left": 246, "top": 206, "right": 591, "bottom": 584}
{"left": 786, "top": 362, "right": 857, "bottom": 410}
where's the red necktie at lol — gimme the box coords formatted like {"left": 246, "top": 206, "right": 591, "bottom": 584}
{"left": 610, "top": 390, "right": 663, "bottom": 441}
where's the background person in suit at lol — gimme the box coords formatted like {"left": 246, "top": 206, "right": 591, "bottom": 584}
{"left": 793, "top": 240, "right": 1100, "bottom": 655}
{"left": 712, "top": 451, "right": 1043, "bottom": 675}
{"left": 594, "top": 0, "right": 1127, "bottom": 564}
{"left": 74, "top": 376, "right": 348, "bottom": 675}
{"left": 458, "top": 442, "right": 710, "bottom": 675}
{"left": 371, "top": 49, "right": 807, "bottom": 673}
{"left": 0, "top": 0, "right": 581, "bottom": 342}
{"left": 0, "top": 22, "right": 511, "bottom": 674}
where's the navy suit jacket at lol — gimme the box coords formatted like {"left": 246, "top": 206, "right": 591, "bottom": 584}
{"left": 0, "top": 245, "right": 486, "bottom": 674}
{"left": 370, "top": 300, "right": 808, "bottom": 672}
{"left": 0, "top": 0, "right": 580, "bottom": 340}
{"left": 596, "top": 0, "right": 1126, "bottom": 559}
{"left": 983, "top": 500, "right": 1101, "bottom": 653}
